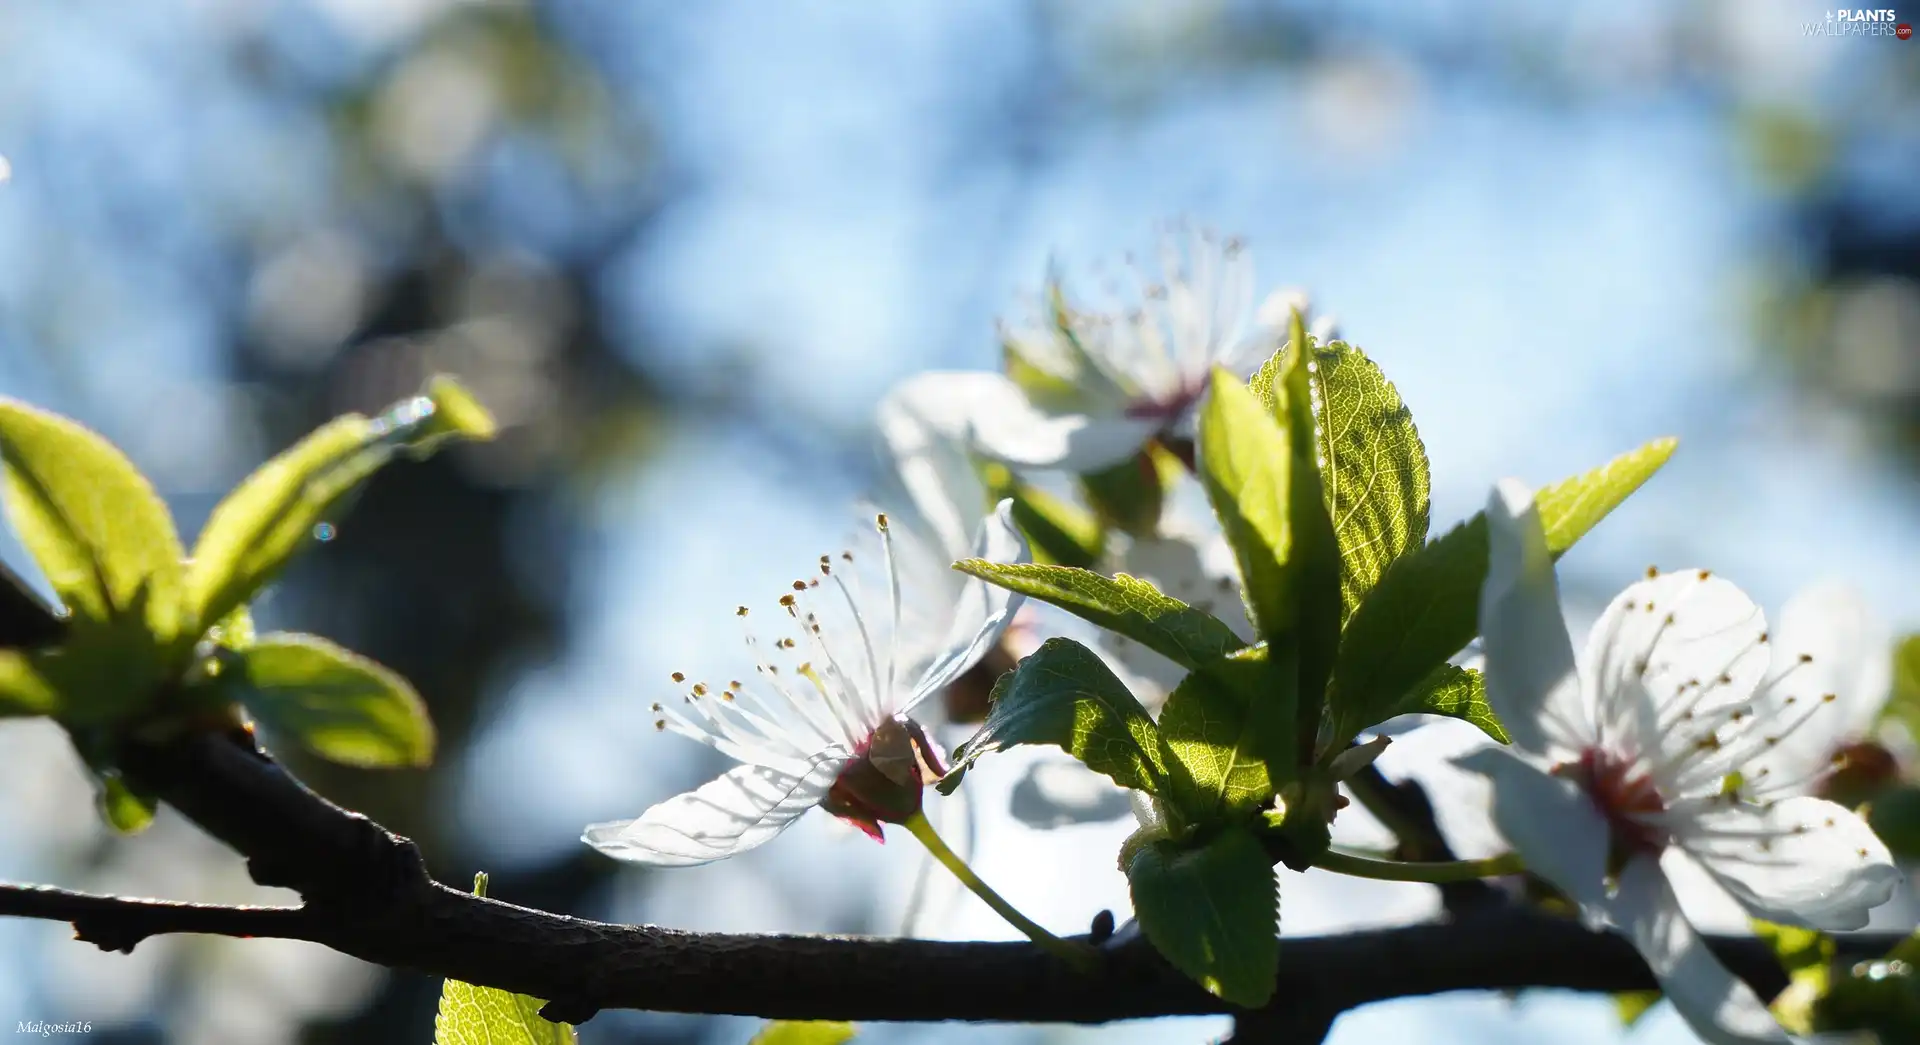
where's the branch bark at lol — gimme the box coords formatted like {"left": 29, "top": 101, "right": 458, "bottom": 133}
{"left": 0, "top": 728, "right": 1900, "bottom": 1026}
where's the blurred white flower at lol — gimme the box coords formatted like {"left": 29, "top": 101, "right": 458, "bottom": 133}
{"left": 876, "top": 371, "right": 991, "bottom": 568}
{"left": 930, "top": 228, "right": 1317, "bottom": 474}
{"left": 1097, "top": 514, "right": 1252, "bottom": 708}
{"left": 584, "top": 503, "right": 1029, "bottom": 865}
{"left": 1457, "top": 479, "right": 1901, "bottom": 1045}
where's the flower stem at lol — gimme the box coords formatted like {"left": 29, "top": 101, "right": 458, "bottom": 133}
{"left": 901, "top": 810, "right": 1098, "bottom": 973}
{"left": 1313, "top": 847, "right": 1526, "bottom": 884}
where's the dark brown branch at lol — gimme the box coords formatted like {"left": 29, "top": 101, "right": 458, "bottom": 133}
{"left": 0, "top": 728, "right": 1897, "bottom": 1025}
{"left": 0, "top": 872, "right": 1903, "bottom": 1024}
{"left": 0, "top": 884, "right": 311, "bottom": 953}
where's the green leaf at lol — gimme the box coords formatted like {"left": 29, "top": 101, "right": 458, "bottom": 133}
{"left": 1079, "top": 449, "right": 1164, "bottom": 537}
{"left": 98, "top": 772, "right": 156, "bottom": 833}
{"left": 1532, "top": 438, "right": 1677, "bottom": 552}
{"left": 1614, "top": 990, "right": 1662, "bottom": 1027}
{"left": 942, "top": 637, "right": 1172, "bottom": 795}
{"left": 1257, "top": 340, "right": 1430, "bottom": 620}
{"left": 413, "top": 375, "right": 500, "bottom": 453}
{"left": 1867, "top": 787, "right": 1920, "bottom": 862}
{"left": 1755, "top": 920, "right": 1833, "bottom": 1035}
{"left": 435, "top": 873, "right": 576, "bottom": 1045}
{"left": 1326, "top": 439, "right": 1677, "bottom": 744}
{"left": 0, "top": 398, "right": 186, "bottom": 642}
{"left": 184, "top": 415, "right": 381, "bottom": 642}
{"left": 1882, "top": 634, "right": 1920, "bottom": 746}
{"left": 953, "top": 561, "right": 1247, "bottom": 672}
{"left": 206, "top": 604, "right": 256, "bottom": 651}
{"left": 1157, "top": 650, "right": 1283, "bottom": 818}
{"left": 1268, "top": 316, "right": 1345, "bottom": 747}
{"left": 1126, "top": 826, "right": 1278, "bottom": 1007}
{"left": 0, "top": 650, "right": 59, "bottom": 716}
{"left": 1006, "top": 483, "right": 1105, "bottom": 569}
{"left": 1197, "top": 368, "right": 1295, "bottom": 640}
{"left": 228, "top": 633, "right": 434, "bottom": 768}
{"left": 1402, "top": 665, "right": 1507, "bottom": 743}
{"left": 185, "top": 381, "right": 497, "bottom": 640}
{"left": 748, "top": 1022, "right": 857, "bottom": 1045}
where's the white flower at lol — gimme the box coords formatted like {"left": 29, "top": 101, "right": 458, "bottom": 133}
{"left": 876, "top": 372, "right": 992, "bottom": 570}
{"left": 937, "top": 228, "right": 1319, "bottom": 474}
{"left": 1457, "top": 479, "right": 1901, "bottom": 1045}
{"left": 1096, "top": 512, "right": 1252, "bottom": 709}
{"left": 1737, "top": 582, "right": 1894, "bottom": 804}
{"left": 583, "top": 502, "right": 1029, "bottom": 866}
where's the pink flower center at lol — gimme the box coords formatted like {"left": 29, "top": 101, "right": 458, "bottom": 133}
{"left": 1557, "top": 748, "right": 1668, "bottom": 859}
{"left": 1124, "top": 383, "right": 1204, "bottom": 422}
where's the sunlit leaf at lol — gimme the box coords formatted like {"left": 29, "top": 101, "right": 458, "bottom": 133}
{"left": 185, "top": 380, "right": 497, "bottom": 637}
{"left": 1881, "top": 634, "right": 1920, "bottom": 746}
{"left": 0, "top": 650, "right": 59, "bottom": 716}
{"left": 1079, "top": 449, "right": 1165, "bottom": 537}
{"left": 1264, "top": 316, "right": 1345, "bottom": 744}
{"left": 0, "top": 398, "right": 185, "bottom": 643}
{"left": 1157, "top": 648, "right": 1285, "bottom": 818}
{"left": 98, "top": 772, "right": 156, "bottom": 834}
{"left": 227, "top": 633, "right": 434, "bottom": 768}
{"left": 434, "top": 873, "right": 576, "bottom": 1045}
{"left": 1255, "top": 339, "right": 1431, "bottom": 620}
{"left": 1127, "top": 826, "right": 1278, "bottom": 1007}
{"left": 412, "top": 375, "right": 500, "bottom": 454}
{"left": 1614, "top": 990, "right": 1661, "bottom": 1027}
{"left": 1754, "top": 920, "right": 1832, "bottom": 1035}
{"left": 1004, "top": 482, "right": 1105, "bottom": 569}
{"left": 1197, "top": 368, "right": 1294, "bottom": 640}
{"left": 942, "top": 638, "right": 1173, "bottom": 796}
{"left": 748, "top": 1021, "right": 857, "bottom": 1045}
{"left": 1327, "top": 439, "right": 1677, "bottom": 744}
{"left": 953, "top": 561, "right": 1246, "bottom": 672}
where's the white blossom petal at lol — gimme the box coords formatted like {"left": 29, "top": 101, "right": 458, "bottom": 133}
{"left": 1753, "top": 582, "right": 1888, "bottom": 787}
{"left": 927, "top": 368, "right": 1154, "bottom": 472}
{"left": 901, "top": 499, "right": 1029, "bottom": 713}
{"left": 1583, "top": 570, "right": 1768, "bottom": 774}
{"left": 1679, "top": 796, "right": 1901, "bottom": 931}
{"left": 1096, "top": 528, "right": 1250, "bottom": 706}
{"left": 582, "top": 750, "right": 850, "bottom": 867}
{"left": 1611, "top": 857, "right": 1789, "bottom": 1045}
{"left": 1453, "top": 748, "right": 1609, "bottom": 908}
{"left": 877, "top": 372, "right": 992, "bottom": 563}
{"left": 1479, "top": 480, "right": 1589, "bottom": 758}
{"left": 1375, "top": 719, "right": 1505, "bottom": 860}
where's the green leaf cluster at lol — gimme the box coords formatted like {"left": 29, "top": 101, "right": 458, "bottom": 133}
{"left": 948, "top": 312, "right": 1678, "bottom": 1007}
{"left": 0, "top": 379, "right": 495, "bottom": 829}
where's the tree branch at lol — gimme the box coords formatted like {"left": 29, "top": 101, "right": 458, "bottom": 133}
{"left": 0, "top": 729, "right": 1897, "bottom": 1026}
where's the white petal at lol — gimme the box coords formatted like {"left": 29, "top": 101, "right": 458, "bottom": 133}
{"left": 1680, "top": 796, "right": 1901, "bottom": 931}
{"left": 1754, "top": 581, "right": 1889, "bottom": 787}
{"left": 877, "top": 372, "right": 993, "bottom": 562}
{"left": 1479, "top": 479, "right": 1589, "bottom": 758}
{"left": 1008, "top": 757, "right": 1134, "bottom": 828}
{"left": 1453, "top": 748, "right": 1609, "bottom": 908}
{"left": 1610, "top": 857, "right": 1789, "bottom": 1045}
{"left": 1095, "top": 530, "right": 1250, "bottom": 703}
{"left": 1375, "top": 719, "right": 1507, "bottom": 860}
{"left": 901, "top": 499, "right": 1030, "bottom": 714}
{"left": 945, "top": 370, "right": 1159, "bottom": 472}
{"left": 1582, "top": 569, "right": 1768, "bottom": 772}
{"left": 582, "top": 750, "right": 849, "bottom": 867}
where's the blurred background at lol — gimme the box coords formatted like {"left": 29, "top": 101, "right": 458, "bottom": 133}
{"left": 0, "top": 0, "right": 1916, "bottom": 1042}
